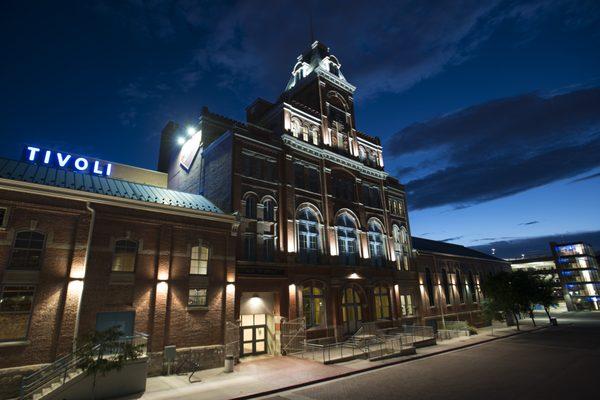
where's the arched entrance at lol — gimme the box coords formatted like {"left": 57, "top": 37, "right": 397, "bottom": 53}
{"left": 341, "top": 285, "right": 364, "bottom": 334}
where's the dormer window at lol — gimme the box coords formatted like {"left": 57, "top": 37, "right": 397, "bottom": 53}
{"left": 329, "top": 63, "right": 339, "bottom": 76}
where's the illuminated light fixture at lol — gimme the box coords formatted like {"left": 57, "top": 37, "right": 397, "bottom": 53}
{"left": 186, "top": 126, "right": 197, "bottom": 136}
{"left": 348, "top": 272, "right": 361, "bottom": 280}
{"left": 177, "top": 136, "right": 186, "bottom": 145}
{"left": 251, "top": 293, "right": 260, "bottom": 299}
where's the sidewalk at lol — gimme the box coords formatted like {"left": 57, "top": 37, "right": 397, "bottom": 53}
{"left": 131, "top": 321, "right": 547, "bottom": 400}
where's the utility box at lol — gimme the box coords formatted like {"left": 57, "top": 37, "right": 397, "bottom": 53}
{"left": 164, "top": 345, "right": 177, "bottom": 375}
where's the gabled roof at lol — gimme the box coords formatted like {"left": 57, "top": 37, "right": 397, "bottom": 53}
{"left": 412, "top": 236, "right": 505, "bottom": 263}
{"left": 0, "top": 157, "right": 222, "bottom": 214}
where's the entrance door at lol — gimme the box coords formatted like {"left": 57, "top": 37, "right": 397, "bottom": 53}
{"left": 240, "top": 314, "right": 267, "bottom": 356}
{"left": 341, "top": 286, "right": 363, "bottom": 334}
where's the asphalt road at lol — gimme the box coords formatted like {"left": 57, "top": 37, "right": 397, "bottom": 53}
{"left": 263, "top": 313, "right": 600, "bottom": 400}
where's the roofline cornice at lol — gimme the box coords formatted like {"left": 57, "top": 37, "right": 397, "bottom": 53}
{"left": 414, "top": 248, "right": 508, "bottom": 264}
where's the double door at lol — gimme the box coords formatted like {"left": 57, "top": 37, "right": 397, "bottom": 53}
{"left": 241, "top": 314, "right": 267, "bottom": 356}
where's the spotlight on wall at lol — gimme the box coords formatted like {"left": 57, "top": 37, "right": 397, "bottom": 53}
{"left": 251, "top": 293, "right": 260, "bottom": 299}
{"left": 348, "top": 272, "right": 361, "bottom": 280}
{"left": 186, "top": 126, "right": 197, "bottom": 136}
{"left": 177, "top": 136, "right": 186, "bottom": 145}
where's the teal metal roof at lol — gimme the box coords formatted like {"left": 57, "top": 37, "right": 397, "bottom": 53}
{"left": 0, "top": 157, "right": 222, "bottom": 214}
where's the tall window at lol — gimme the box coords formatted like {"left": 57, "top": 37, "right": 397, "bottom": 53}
{"left": 263, "top": 199, "right": 275, "bottom": 222}
{"left": 302, "top": 282, "right": 325, "bottom": 328}
{"left": 112, "top": 239, "right": 138, "bottom": 272}
{"left": 263, "top": 237, "right": 274, "bottom": 262}
{"left": 310, "top": 126, "right": 319, "bottom": 145}
{"left": 400, "top": 294, "right": 414, "bottom": 316}
{"left": 442, "top": 269, "right": 451, "bottom": 305}
{"left": 188, "top": 288, "right": 207, "bottom": 307}
{"left": 244, "top": 195, "right": 257, "bottom": 219}
{"left": 425, "top": 268, "right": 435, "bottom": 307}
{"left": 244, "top": 235, "right": 256, "bottom": 261}
{"left": 374, "top": 286, "right": 391, "bottom": 320}
{"left": 455, "top": 270, "right": 465, "bottom": 303}
{"left": 392, "top": 225, "right": 409, "bottom": 271}
{"left": 0, "top": 207, "right": 7, "bottom": 228}
{"left": 0, "top": 285, "right": 35, "bottom": 341}
{"left": 368, "top": 220, "right": 385, "bottom": 267}
{"left": 190, "top": 242, "right": 210, "bottom": 275}
{"left": 9, "top": 231, "right": 45, "bottom": 270}
{"left": 332, "top": 173, "right": 354, "bottom": 201}
{"left": 297, "top": 208, "right": 319, "bottom": 264}
{"left": 336, "top": 213, "right": 358, "bottom": 265}
{"left": 468, "top": 271, "right": 477, "bottom": 303}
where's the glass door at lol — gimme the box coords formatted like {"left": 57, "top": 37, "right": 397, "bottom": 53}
{"left": 240, "top": 314, "right": 267, "bottom": 356}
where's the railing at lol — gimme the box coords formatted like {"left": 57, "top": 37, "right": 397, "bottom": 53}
{"left": 398, "top": 325, "right": 435, "bottom": 343}
{"left": 437, "top": 329, "right": 470, "bottom": 341}
{"left": 281, "top": 317, "right": 306, "bottom": 355}
{"left": 20, "top": 332, "right": 148, "bottom": 399}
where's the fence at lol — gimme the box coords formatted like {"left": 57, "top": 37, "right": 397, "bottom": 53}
{"left": 436, "top": 329, "right": 470, "bottom": 341}
{"left": 281, "top": 317, "right": 306, "bottom": 355}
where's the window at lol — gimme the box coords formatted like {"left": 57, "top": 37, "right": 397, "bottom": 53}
{"left": 263, "top": 237, "right": 274, "bottom": 262}
{"left": 9, "top": 231, "right": 45, "bottom": 270}
{"left": 336, "top": 213, "right": 358, "bottom": 265}
{"left": 392, "top": 225, "right": 409, "bottom": 271}
{"left": 368, "top": 220, "right": 385, "bottom": 267}
{"left": 332, "top": 173, "right": 354, "bottom": 201}
{"left": 425, "top": 268, "right": 435, "bottom": 307}
{"left": 190, "top": 242, "right": 210, "bottom": 275}
{"left": 310, "top": 126, "right": 319, "bottom": 145}
{"left": 112, "top": 239, "right": 138, "bottom": 272}
{"left": 263, "top": 200, "right": 275, "bottom": 222}
{"left": 188, "top": 288, "right": 207, "bottom": 307}
{"left": 374, "top": 286, "right": 391, "bottom": 320}
{"left": 400, "top": 294, "right": 414, "bottom": 316}
{"left": 329, "top": 63, "right": 339, "bottom": 76}
{"left": 302, "top": 282, "right": 326, "bottom": 328}
{"left": 244, "top": 235, "right": 256, "bottom": 261}
{"left": 0, "top": 207, "right": 7, "bottom": 228}
{"left": 468, "top": 271, "right": 477, "bottom": 303}
{"left": 242, "top": 154, "right": 252, "bottom": 176}
{"left": 442, "top": 269, "right": 451, "bottom": 305}
{"left": 455, "top": 270, "right": 465, "bottom": 303}
{"left": 308, "top": 168, "right": 320, "bottom": 193}
{"left": 245, "top": 195, "right": 257, "bottom": 219}
{"left": 295, "top": 164, "right": 320, "bottom": 193}
{"left": 297, "top": 208, "right": 319, "bottom": 264}
{"left": 362, "top": 186, "right": 381, "bottom": 208}
{"left": 301, "top": 125, "right": 309, "bottom": 142}
{"left": 291, "top": 117, "right": 301, "bottom": 137}
{"left": 0, "top": 285, "right": 35, "bottom": 341}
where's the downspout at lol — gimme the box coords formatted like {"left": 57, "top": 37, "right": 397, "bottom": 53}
{"left": 72, "top": 201, "right": 96, "bottom": 353}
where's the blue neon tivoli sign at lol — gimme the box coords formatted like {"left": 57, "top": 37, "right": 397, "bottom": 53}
{"left": 24, "top": 146, "right": 113, "bottom": 176}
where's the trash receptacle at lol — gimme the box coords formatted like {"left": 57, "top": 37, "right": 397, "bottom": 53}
{"left": 550, "top": 317, "right": 558, "bottom": 326}
{"left": 224, "top": 355, "right": 234, "bottom": 373}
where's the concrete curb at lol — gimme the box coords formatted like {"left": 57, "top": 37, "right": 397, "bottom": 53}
{"left": 231, "top": 326, "right": 549, "bottom": 400}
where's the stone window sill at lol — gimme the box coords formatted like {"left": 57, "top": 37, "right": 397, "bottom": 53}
{"left": 0, "top": 340, "right": 30, "bottom": 348}
{"left": 187, "top": 306, "right": 209, "bottom": 311}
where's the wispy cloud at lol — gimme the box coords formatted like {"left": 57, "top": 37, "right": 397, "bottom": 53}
{"left": 440, "top": 236, "right": 464, "bottom": 242}
{"left": 519, "top": 221, "right": 540, "bottom": 226}
{"left": 570, "top": 171, "right": 600, "bottom": 183}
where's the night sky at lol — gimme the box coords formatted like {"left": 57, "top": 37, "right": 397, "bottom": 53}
{"left": 1, "top": 1, "right": 599, "bottom": 257}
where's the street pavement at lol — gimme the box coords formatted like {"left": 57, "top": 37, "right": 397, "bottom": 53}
{"left": 260, "top": 312, "right": 600, "bottom": 400}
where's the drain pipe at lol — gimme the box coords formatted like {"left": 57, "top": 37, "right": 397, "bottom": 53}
{"left": 72, "top": 201, "right": 96, "bottom": 353}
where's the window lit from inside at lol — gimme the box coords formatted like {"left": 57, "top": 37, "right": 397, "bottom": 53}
{"left": 188, "top": 288, "right": 207, "bottom": 307}
{"left": 112, "top": 239, "right": 138, "bottom": 272}
{"left": 0, "top": 285, "right": 35, "bottom": 341}
{"left": 9, "top": 231, "right": 45, "bottom": 270}
{"left": 303, "top": 283, "right": 325, "bottom": 328}
{"left": 191, "top": 243, "right": 210, "bottom": 275}
{"left": 374, "top": 286, "right": 391, "bottom": 319}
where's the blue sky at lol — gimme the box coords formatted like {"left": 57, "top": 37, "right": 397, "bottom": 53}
{"left": 1, "top": 0, "right": 599, "bottom": 256}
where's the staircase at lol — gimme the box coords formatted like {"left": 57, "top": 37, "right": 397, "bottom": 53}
{"left": 20, "top": 333, "right": 148, "bottom": 400}
{"left": 20, "top": 343, "right": 97, "bottom": 400}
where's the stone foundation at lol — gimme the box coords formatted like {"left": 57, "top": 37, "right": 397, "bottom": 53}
{"left": 147, "top": 344, "right": 224, "bottom": 376}
{"left": 0, "top": 363, "right": 46, "bottom": 400}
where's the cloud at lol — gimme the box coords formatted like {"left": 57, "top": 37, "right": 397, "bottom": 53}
{"left": 570, "top": 171, "right": 600, "bottom": 183}
{"left": 389, "top": 87, "right": 600, "bottom": 210}
{"left": 519, "top": 221, "right": 539, "bottom": 226}
{"left": 440, "top": 236, "right": 464, "bottom": 242}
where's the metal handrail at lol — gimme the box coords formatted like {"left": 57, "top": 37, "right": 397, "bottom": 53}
{"left": 20, "top": 332, "right": 148, "bottom": 399}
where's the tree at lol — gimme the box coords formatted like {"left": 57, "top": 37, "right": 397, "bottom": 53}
{"left": 77, "top": 327, "right": 145, "bottom": 398}
{"left": 510, "top": 270, "right": 539, "bottom": 327}
{"left": 481, "top": 271, "right": 522, "bottom": 330}
{"left": 533, "top": 275, "right": 558, "bottom": 323}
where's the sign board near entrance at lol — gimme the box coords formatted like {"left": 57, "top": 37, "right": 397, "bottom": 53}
{"left": 23, "top": 146, "right": 113, "bottom": 176}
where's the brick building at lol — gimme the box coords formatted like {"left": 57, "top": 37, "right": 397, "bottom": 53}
{"left": 158, "top": 41, "right": 509, "bottom": 356}
{"left": 0, "top": 41, "right": 510, "bottom": 396}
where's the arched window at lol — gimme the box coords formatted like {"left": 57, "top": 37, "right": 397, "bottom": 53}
{"left": 9, "top": 231, "right": 45, "bottom": 270}
{"left": 310, "top": 126, "right": 319, "bottom": 145}
{"left": 302, "top": 281, "right": 326, "bottom": 328}
{"left": 112, "top": 239, "right": 138, "bottom": 272}
{"left": 263, "top": 199, "right": 275, "bottom": 222}
{"left": 392, "top": 225, "right": 409, "bottom": 271}
{"left": 425, "top": 268, "right": 435, "bottom": 307}
{"left": 455, "top": 270, "right": 465, "bottom": 303}
{"left": 359, "top": 146, "right": 366, "bottom": 160}
{"left": 442, "top": 269, "right": 451, "bottom": 304}
{"left": 297, "top": 208, "right": 319, "bottom": 264}
{"left": 336, "top": 213, "right": 358, "bottom": 265}
{"left": 374, "top": 286, "right": 391, "bottom": 320}
{"left": 368, "top": 220, "right": 385, "bottom": 267}
{"left": 244, "top": 194, "right": 257, "bottom": 219}
{"left": 290, "top": 117, "right": 301, "bottom": 137}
